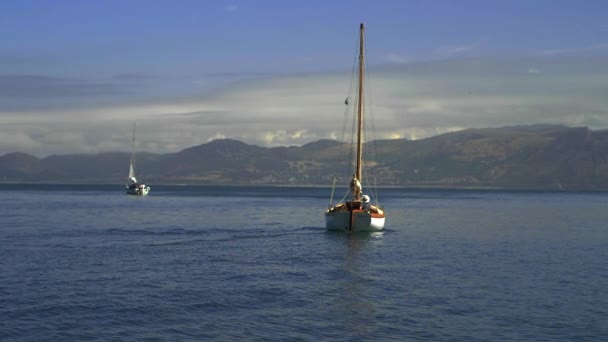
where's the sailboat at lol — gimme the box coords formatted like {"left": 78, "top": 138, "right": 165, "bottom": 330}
{"left": 125, "top": 122, "right": 150, "bottom": 196}
{"left": 325, "top": 23, "right": 385, "bottom": 232}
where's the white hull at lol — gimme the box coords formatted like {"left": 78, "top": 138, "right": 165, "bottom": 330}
{"left": 325, "top": 210, "right": 385, "bottom": 232}
{"left": 126, "top": 186, "right": 150, "bottom": 196}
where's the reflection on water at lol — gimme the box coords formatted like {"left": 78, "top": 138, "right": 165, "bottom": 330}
{"left": 3, "top": 186, "right": 607, "bottom": 340}
{"left": 328, "top": 231, "right": 385, "bottom": 334}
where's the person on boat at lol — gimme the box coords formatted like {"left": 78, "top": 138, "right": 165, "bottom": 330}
{"left": 361, "top": 194, "right": 382, "bottom": 213}
{"left": 128, "top": 176, "right": 139, "bottom": 190}
{"left": 350, "top": 175, "right": 362, "bottom": 195}
{"left": 362, "top": 194, "right": 371, "bottom": 211}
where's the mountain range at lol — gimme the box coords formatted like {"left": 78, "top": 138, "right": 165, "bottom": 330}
{"left": 2, "top": 125, "right": 608, "bottom": 190}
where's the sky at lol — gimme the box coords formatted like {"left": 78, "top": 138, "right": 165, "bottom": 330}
{"left": 1, "top": 0, "right": 608, "bottom": 156}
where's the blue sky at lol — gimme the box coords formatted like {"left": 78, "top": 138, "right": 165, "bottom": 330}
{"left": 1, "top": 1, "right": 608, "bottom": 155}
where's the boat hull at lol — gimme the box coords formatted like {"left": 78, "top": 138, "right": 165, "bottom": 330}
{"left": 126, "top": 186, "right": 150, "bottom": 196}
{"left": 325, "top": 209, "right": 385, "bottom": 232}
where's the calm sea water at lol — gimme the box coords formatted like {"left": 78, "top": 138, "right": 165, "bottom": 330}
{"left": 1, "top": 185, "right": 607, "bottom": 341}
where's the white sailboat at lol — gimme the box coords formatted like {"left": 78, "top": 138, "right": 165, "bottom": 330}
{"left": 325, "top": 23, "right": 385, "bottom": 232}
{"left": 125, "top": 122, "right": 150, "bottom": 196}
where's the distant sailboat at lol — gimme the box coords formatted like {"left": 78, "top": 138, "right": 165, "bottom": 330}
{"left": 325, "top": 23, "right": 385, "bottom": 232}
{"left": 125, "top": 122, "right": 150, "bottom": 196}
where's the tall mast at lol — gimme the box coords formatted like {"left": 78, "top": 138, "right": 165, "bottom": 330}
{"left": 355, "top": 23, "right": 365, "bottom": 201}
{"left": 131, "top": 122, "right": 136, "bottom": 170}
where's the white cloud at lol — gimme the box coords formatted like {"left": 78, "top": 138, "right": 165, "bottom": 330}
{"left": 539, "top": 43, "right": 608, "bottom": 56}
{"left": 437, "top": 41, "right": 480, "bottom": 57}
{"left": 207, "top": 132, "right": 227, "bottom": 142}
{"left": 1, "top": 57, "right": 608, "bottom": 156}
{"left": 385, "top": 53, "right": 409, "bottom": 64}
{"left": 385, "top": 126, "right": 466, "bottom": 141}
{"left": 0, "top": 131, "right": 41, "bottom": 153}
{"left": 259, "top": 129, "right": 317, "bottom": 145}
{"left": 407, "top": 102, "right": 444, "bottom": 114}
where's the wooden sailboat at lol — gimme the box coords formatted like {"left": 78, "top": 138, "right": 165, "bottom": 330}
{"left": 125, "top": 122, "right": 150, "bottom": 196}
{"left": 325, "top": 23, "right": 385, "bottom": 232}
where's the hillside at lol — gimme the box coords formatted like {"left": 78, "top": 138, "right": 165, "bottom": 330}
{"left": 2, "top": 125, "right": 608, "bottom": 190}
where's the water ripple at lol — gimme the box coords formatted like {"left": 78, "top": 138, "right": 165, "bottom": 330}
{"left": 1, "top": 186, "right": 607, "bottom": 340}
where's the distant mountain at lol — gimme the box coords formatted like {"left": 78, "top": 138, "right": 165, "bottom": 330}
{"left": 2, "top": 125, "right": 608, "bottom": 190}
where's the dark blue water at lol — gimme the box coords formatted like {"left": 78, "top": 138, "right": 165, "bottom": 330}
{"left": 1, "top": 185, "right": 607, "bottom": 340}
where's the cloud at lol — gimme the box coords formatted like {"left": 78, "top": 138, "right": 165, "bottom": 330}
{"left": 385, "top": 53, "right": 409, "bottom": 64}
{"left": 0, "top": 55, "right": 35, "bottom": 64}
{"left": 1, "top": 57, "right": 608, "bottom": 156}
{"left": 437, "top": 41, "right": 481, "bottom": 57}
{"left": 260, "top": 129, "right": 316, "bottom": 145}
{"left": 0, "top": 131, "right": 41, "bottom": 153}
{"left": 112, "top": 73, "right": 157, "bottom": 81}
{"left": 206, "top": 132, "right": 227, "bottom": 142}
{"left": 0, "top": 75, "right": 118, "bottom": 97}
{"left": 0, "top": 75, "right": 126, "bottom": 111}
{"left": 539, "top": 43, "right": 608, "bottom": 56}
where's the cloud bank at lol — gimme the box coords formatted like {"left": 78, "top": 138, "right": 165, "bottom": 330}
{"left": 1, "top": 57, "right": 607, "bottom": 156}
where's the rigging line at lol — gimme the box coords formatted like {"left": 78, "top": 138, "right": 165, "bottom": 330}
{"left": 339, "top": 73, "right": 357, "bottom": 189}
{"left": 332, "top": 184, "right": 350, "bottom": 208}
{"left": 330, "top": 104, "right": 350, "bottom": 206}
{"left": 330, "top": 31, "right": 361, "bottom": 205}
{"left": 348, "top": 28, "right": 364, "bottom": 186}
{"left": 334, "top": 90, "right": 356, "bottom": 203}
{"left": 345, "top": 78, "right": 358, "bottom": 185}
{"left": 345, "top": 30, "right": 360, "bottom": 109}
{"left": 339, "top": 186, "right": 350, "bottom": 204}
{"left": 345, "top": 106, "right": 357, "bottom": 190}
{"left": 347, "top": 28, "right": 361, "bottom": 187}
{"left": 131, "top": 121, "right": 136, "bottom": 174}
{"left": 363, "top": 47, "right": 378, "bottom": 205}
{"left": 361, "top": 161, "right": 380, "bottom": 208}
{"left": 334, "top": 103, "right": 350, "bottom": 191}
{"left": 366, "top": 63, "right": 380, "bottom": 204}
{"left": 362, "top": 43, "right": 381, "bottom": 206}
{"left": 328, "top": 176, "right": 337, "bottom": 207}
{"left": 365, "top": 56, "right": 378, "bottom": 150}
